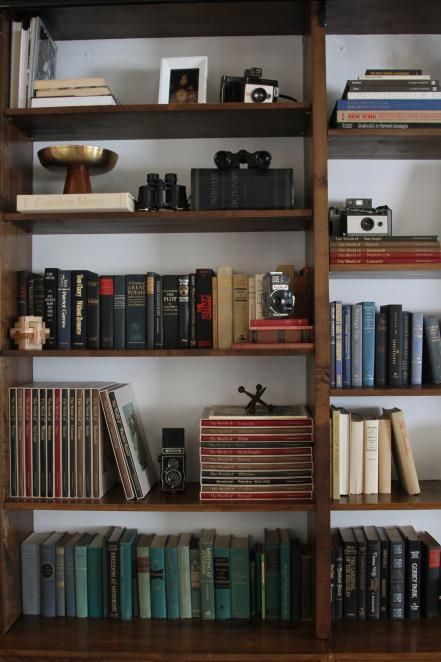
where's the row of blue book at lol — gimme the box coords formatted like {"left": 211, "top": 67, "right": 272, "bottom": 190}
{"left": 329, "top": 301, "right": 441, "bottom": 388}
{"left": 21, "top": 527, "right": 313, "bottom": 621}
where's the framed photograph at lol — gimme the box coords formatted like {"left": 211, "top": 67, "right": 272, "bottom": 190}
{"left": 158, "top": 56, "right": 208, "bottom": 104}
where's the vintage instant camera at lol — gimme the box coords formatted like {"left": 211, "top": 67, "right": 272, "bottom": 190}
{"left": 158, "top": 428, "right": 186, "bottom": 492}
{"left": 328, "top": 197, "right": 392, "bottom": 236}
{"left": 220, "top": 67, "right": 279, "bottom": 103}
{"left": 214, "top": 149, "right": 272, "bottom": 170}
{"left": 136, "top": 173, "right": 189, "bottom": 211}
{"left": 262, "top": 272, "right": 295, "bottom": 319}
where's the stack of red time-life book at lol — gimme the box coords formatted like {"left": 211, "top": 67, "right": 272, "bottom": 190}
{"left": 232, "top": 318, "right": 314, "bottom": 350}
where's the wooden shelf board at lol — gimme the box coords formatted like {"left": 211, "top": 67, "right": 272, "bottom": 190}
{"left": 5, "top": 103, "right": 311, "bottom": 141}
{"left": 330, "top": 263, "right": 441, "bottom": 278}
{"left": 3, "top": 209, "right": 312, "bottom": 235}
{"left": 2, "top": 346, "right": 314, "bottom": 358}
{"left": 331, "top": 385, "right": 441, "bottom": 396}
{"left": 328, "top": 128, "right": 441, "bottom": 160}
{"left": 4, "top": 482, "right": 315, "bottom": 512}
{"left": 326, "top": 0, "right": 441, "bottom": 35}
{"left": 332, "top": 480, "right": 441, "bottom": 510}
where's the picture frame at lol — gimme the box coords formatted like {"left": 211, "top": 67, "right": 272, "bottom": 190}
{"left": 158, "top": 56, "right": 208, "bottom": 104}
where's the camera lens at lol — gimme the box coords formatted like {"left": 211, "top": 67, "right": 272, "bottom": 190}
{"left": 165, "top": 470, "right": 181, "bottom": 487}
{"left": 167, "top": 458, "right": 180, "bottom": 470}
{"left": 251, "top": 87, "right": 269, "bottom": 103}
{"left": 360, "top": 216, "right": 375, "bottom": 231}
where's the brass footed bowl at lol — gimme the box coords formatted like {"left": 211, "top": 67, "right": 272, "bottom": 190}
{"left": 38, "top": 145, "right": 119, "bottom": 194}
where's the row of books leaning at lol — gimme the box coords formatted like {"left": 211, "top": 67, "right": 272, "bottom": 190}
{"left": 331, "top": 68, "right": 441, "bottom": 129}
{"left": 199, "top": 405, "right": 314, "bottom": 501}
{"left": 329, "top": 301, "right": 441, "bottom": 389}
{"left": 330, "top": 235, "right": 441, "bottom": 266}
{"left": 8, "top": 382, "right": 156, "bottom": 501}
{"left": 22, "top": 527, "right": 313, "bottom": 622}
{"left": 16, "top": 266, "right": 312, "bottom": 352}
{"left": 331, "top": 525, "right": 441, "bottom": 620}
{"left": 330, "top": 406, "right": 419, "bottom": 500}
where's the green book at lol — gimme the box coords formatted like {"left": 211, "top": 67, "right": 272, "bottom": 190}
{"left": 214, "top": 534, "right": 231, "bottom": 620}
{"left": 55, "top": 532, "right": 75, "bottom": 617}
{"left": 136, "top": 533, "right": 154, "bottom": 618}
{"left": 150, "top": 534, "right": 168, "bottom": 618}
{"left": 279, "top": 528, "right": 292, "bottom": 620}
{"left": 230, "top": 535, "right": 250, "bottom": 619}
{"left": 189, "top": 536, "right": 201, "bottom": 618}
{"left": 120, "top": 528, "right": 138, "bottom": 620}
{"left": 87, "top": 533, "right": 104, "bottom": 617}
{"left": 254, "top": 542, "right": 263, "bottom": 618}
{"left": 74, "top": 532, "right": 94, "bottom": 618}
{"left": 165, "top": 535, "right": 180, "bottom": 619}
{"left": 264, "top": 529, "right": 281, "bottom": 620}
{"left": 177, "top": 533, "right": 192, "bottom": 619}
{"left": 199, "top": 529, "right": 216, "bottom": 620}
{"left": 249, "top": 548, "right": 257, "bottom": 618}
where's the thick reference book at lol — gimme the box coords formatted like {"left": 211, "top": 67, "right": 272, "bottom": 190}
{"left": 72, "top": 270, "right": 96, "bottom": 350}
{"left": 190, "top": 536, "right": 201, "bottom": 618}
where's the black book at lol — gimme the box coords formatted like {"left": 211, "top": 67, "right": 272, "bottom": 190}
{"left": 375, "top": 310, "right": 387, "bottom": 387}
{"left": 106, "top": 526, "right": 125, "bottom": 619}
{"left": 44, "top": 268, "right": 59, "bottom": 349}
{"left": 113, "top": 275, "right": 126, "bottom": 350}
{"left": 196, "top": 268, "right": 214, "bottom": 349}
{"left": 154, "top": 274, "right": 163, "bottom": 349}
{"left": 146, "top": 272, "right": 158, "bottom": 350}
{"left": 353, "top": 527, "right": 367, "bottom": 619}
{"left": 71, "top": 270, "right": 90, "bottom": 350}
{"left": 401, "top": 311, "right": 411, "bottom": 385}
{"left": 418, "top": 530, "right": 441, "bottom": 617}
{"left": 189, "top": 272, "right": 197, "bottom": 348}
{"left": 339, "top": 527, "right": 357, "bottom": 619}
{"left": 329, "top": 301, "right": 336, "bottom": 389}
{"left": 27, "top": 272, "right": 35, "bottom": 315}
{"left": 87, "top": 271, "right": 100, "bottom": 349}
{"left": 376, "top": 526, "right": 389, "bottom": 619}
{"left": 380, "top": 304, "right": 402, "bottom": 386}
{"left": 332, "top": 530, "right": 343, "bottom": 620}
{"left": 399, "top": 525, "right": 421, "bottom": 619}
{"left": 57, "top": 269, "right": 71, "bottom": 350}
{"left": 363, "top": 526, "right": 380, "bottom": 620}
{"left": 300, "top": 543, "right": 314, "bottom": 621}
{"left": 17, "top": 270, "right": 30, "bottom": 316}
{"left": 33, "top": 274, "right": 45, "bottom": 318}
{"left": 385, "top": 526, "right": 405, "bottom": 620}
{"left": 162, "top": 275, "right": 179, "bottom": 349}
{"left": 290, "top": 536, "right": 302, "bottom": 621}
{"left": 178, "top": 274, "right": 190, "bottom": 349}
{"left": 99, "top": 275, "right": 114, "bottom": 349}
{"left": 330, "top": 534, "right": 336, "bottom": 621}
{"left": 125, "top": 274, "right": 146, "bottom": 349}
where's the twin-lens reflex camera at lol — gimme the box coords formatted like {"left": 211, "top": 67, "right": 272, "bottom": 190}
{"left": 159, "top": 428, "right": 186, "bottom": 492}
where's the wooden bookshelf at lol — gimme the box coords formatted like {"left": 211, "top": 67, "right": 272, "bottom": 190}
{"left": 332, "top": 480, "right": 441, "bottom": 511}
{"left": 330, "top": 385, "right": 441, "bottom": 396}
{"left": 328, "top": 128, "right": 441, "bottom": 160}
{"left": 329, "top": 263, "right": 441, "bottom": 278}
{"left": 1, "top": 346, "right": 315, "bottom": 358}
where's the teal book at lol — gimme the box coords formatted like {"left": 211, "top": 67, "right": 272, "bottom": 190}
{"left": 264, "top": 529, "right": 281, "bottom": 620}
{"left": 278, "top": 528, "right": 292, "bottom": 620}
{"left": 177, "top": 533, "right": 192, "bottom": 619}
{"left": 214, "top": 534, "right": 231, "bottom": 620}
{"left": 21, "top": 531, "right": 52, "bottom": 615}
{"left": 150, "top": 534, "right": 168, "bottom": 618}
{"left": 64, "top": 532, "right": 82, "bottom": 618}
{"left": 56, "top": 532, "right": 76, "bottom": 617}
{"left": 189, "top": 536, "right": 201, "bottom": 618}
{"left": 249, "top": 548, "right": 257, "bottom": 617}
{"left": 199, "top": 528, "right": 216, "bottom": 620}
{"left": 254, "top": 542, "right": 263, "bottom": 618}
{"left": 87, "top": 533, "right": 104, "bottom": 617}
{"left": 74, "top": 532, "right": 94, "bottom": 618}
{"left": 230, "top": 536, "right": 250, "bottom": 619}
{"left": 136, "top": 533, "right": 154, "bottom": 618}
{"left": 120, "top": 528, "right": 138, "bottom": 620}
{"left": 165, "top": 534, "right": 180, "bottom": 619}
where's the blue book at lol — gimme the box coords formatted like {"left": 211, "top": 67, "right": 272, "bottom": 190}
{"left": 21, "top": 531, "right": 52, "bottom": 615}
{"left": 120, "top": 528, "right": 138, "bottom": 620}
{"left": 335, "top": 301, "right": 343, "bottom": 388}
{"left": 213, "top": 534, "right": 231, "bottom": 620}
{"left": 64, "top": 532, "right": 82, "bottom": 617}
{"left": 150, "top": 534, "right": 167, "bottom": 618}
{"left": 329, "top": 301, "right": 336, "bottom": 388}
{"left": 410, "top": 312, "right": 424, "bottom": 385}
{"left": 424, "top": 316, "right": 441, "bottom": 384}
{"left": 199, "top": 528, "right": 216, "bottom": 620}
{"left": 87, "top": 533, "right": 104, "bottom": 617}
{"left": 337, "top": 99, "right": 441, "bottom": 110}
{"left": 342, "top": 304, "right": 352, "bottom": 387}
{"left": 361, "top": 301, "right": 376, "bottom": 387}
{"left": 41, "top": 531, "right": 65, "bottom": 617}
{"left": 57, "top": 270, "right": 71, "bottom": 349}
{"left": 74, "top": 532, "right": 94, "bottom": 618}
{"left": 165, "top": 535, "right": 180, "bottom": 619}
{"left": 351, "top": 303, "right": 363, "bottom": 387}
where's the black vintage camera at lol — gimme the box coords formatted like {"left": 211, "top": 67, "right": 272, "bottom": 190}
{"left": 262, "top": 272, "right": 295, "bottom": 319}
{"left": 158, "top": 428, "right": 186, "bottom": 492}
{"left": 220, "top": 67, "right": 279, "bottom": 103}
{"left": 136, "top": 173, "right": 189, "bottom": 211}
{"left": 329, "top": 198, "right": 392, "bottom": 237}
{"left": 214, "top": 149, "right": 272, "bottom": 170}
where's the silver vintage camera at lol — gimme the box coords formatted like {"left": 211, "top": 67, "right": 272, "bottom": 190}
{"left": 329, "top": 198, "right": 392, "bottom": 236}
{"left": 158, "top": 428, "right": 186, "bottom": 492}
{"left": 262, "top": 272, "right": 295, "bottom": 319}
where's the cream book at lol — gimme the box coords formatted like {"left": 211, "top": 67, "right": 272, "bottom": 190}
{"left": 330, "top": 405, "right": 340, "bottom": 500}
{"left": 338, "top": 408, "right": 350, "bottom": 496}
{"left": 232, "top": 273, "right": 249, "bottom": 344}
{"left": 363, "top": 416, "right": 379, "bottom": 494}
{"left": 34, "top": 76, "right": 107, "bottom": 90}
{"left": 382, "top": 407, "right": 420, "bottom": 495}
{"left": 17, "top": 192, "right": 135, "bottom": 213}
{"left": 349, "top": 413, "right": 363, "bottom": 495}
{"left": 31, "top": 95, "right": 116, "bottom": 108}
{"left": 378, "top": 415, "right": 392, "bottom": 494}
{"left": 36, "top": 86, "right": 111, "bottom": 97}
{"left": 217, "top": 266, "right": 233, "bottom": 349}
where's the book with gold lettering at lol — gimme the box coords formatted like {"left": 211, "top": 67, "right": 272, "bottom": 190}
{"left": 17, "top": 192, "right": 135, "bottom": 213}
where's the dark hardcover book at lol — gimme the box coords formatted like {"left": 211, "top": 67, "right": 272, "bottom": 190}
{"left": 363, "top": 526, "right": 380, "bottom": 620}
{"left": 27, "top": 272, "right": 35, "bottom": 315}
{"left": 189, "top": 272, "right": 197, "bottom": 348}
{"left": 264, "top": 529, "right": 281, "bottom": 620}
{"left": 196, "top": 268, "right": 214, "bottom": 349}
{"left": 31, "top": 388, "right": 39, "bottom": 496}
{"left": 61, "top": 388, "right": 69, "bottom": 498}
{"left": 376, "top": 527, "right": 389, "bottom": 619}
{"left": 401, "top": 311, "right": 411, "bottom": 385}
{"left": 84, "top": 388, "right": 92, "bottom": 498}
{"left": 57, "top": 269, "right": 71, "bottom": 350}
{"left": 33, "top": 273, "right": 45, "bottom": 318}
{"left": 330, "top": 533, "right": 336, "bottom": 620}
{"left": 146, "top": 272, "right": 158, "bottom": 349}
{"left": 385, "top": 526, "right": 405, "bottom": 620}
{"left": 380, "top": 304, "right": 402, "bottom": 386}
{"left": 375, "top": 310, "right": 387, "bottom": 387}
{"left": 300, "top": 544, "right": 314, "bottom": 621}
{"left": 154, "top": 274, "right": 163, "bottom": 349}
{"left": 399, "top": 525, "right": 421, "bottom": 619}
{"left": 418, "top": 530, "right": 441, "bottom": 617}
{"left": 68, "top": 388, "right": 76, "bottom": 498}
{"left": 342, "top": 304, "right": 351, "bottom": 387}
{"left": 178, "top": 274, "right": 190, "bottom": 349}
{"left": 423, "top": 315, "right": 441, "bottom": 384}
{"left": 38, "top": 388, "right": 47, "bottom": 498}
{"left": 113, "top": 275, "right": 126, "bottom": 350}
{"left": 332, "top": 530, "right": 343, "bottom": 620}
{"left": 329, "top": 301, "right": 336, "bottom": 388}
{"left": 71, "top": 270, "right": 89, "bottom": 349}
{"left": 353, "top": 527, "right": 367, "bottom": 619}
{"left": 125, "top": 274, "right": 146, "bottom": 349}
{"left": 107, "top": 526, "right": 125, "bottom": 619}
{"left": 44, "top": 268, "right": 59, "bottom": 349}
{"left": 162, "top": 275, "right": 179, "bottom": 349}
{"left": 339, "top": 527, "right": 357, "bottom": 619}
{"left": 87, "top": 271, "right": 100, "bottom": 349}
{"left": 17, "top": 270, "right": 31, "bottom": 316}
{"left": 99, "top": 275, "right": 114, "bottom": 349}
{"left": 291, "top": 536, "right": 302, "bottom": 621}
{"left": 65, "top": 532, "right": 82, "bottom": 617}
{"left": 191, "top": 168, "right": 294, "bottom": 210}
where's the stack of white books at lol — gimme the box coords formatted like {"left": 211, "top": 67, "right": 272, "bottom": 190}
{"left": 31, "top": 77, "right": 118, "bottom": 108}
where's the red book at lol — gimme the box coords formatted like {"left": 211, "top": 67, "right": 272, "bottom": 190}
{"left": 200, "top": 447, "right": 312, "bottom": 456}
{"left": 200, "top": 434, "right": 313, "bottom": 441}
{"left": 54, "top": 388, "right": 61, "bottom": 498}
{"left": 99, "top": 275, "right": 114, "bottom": 349}
{"left": 195, "top": 268, "right": 214, "bottom": 348}
{"left": 201, "top": 419, "right": 311, "bottom": 427}
{"left": 200, "top": 491, "right": 312, "bottom": 500}
{"left": 250, "top": 318, "right": 309, "bottom": 327}
{"left": 330, "top": 257, "right": 441, "bottom": 264}
{"left": 24, "top": 388, "right": 32, "bottom": 497}
{"left": 232, "top": 341, "right": 314, "bottom": 349}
